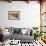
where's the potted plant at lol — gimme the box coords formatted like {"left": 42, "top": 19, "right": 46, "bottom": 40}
{"left": 32, "top": 27, "right": 43, "bottom": 40}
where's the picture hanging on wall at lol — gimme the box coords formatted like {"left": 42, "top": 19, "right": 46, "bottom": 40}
{"left": 8, "top": 11, "right": 20, "bottom": 20}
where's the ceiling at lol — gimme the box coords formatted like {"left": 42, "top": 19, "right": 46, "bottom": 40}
{"left": 0, "top": 0, "right": 45, "bottom": 4}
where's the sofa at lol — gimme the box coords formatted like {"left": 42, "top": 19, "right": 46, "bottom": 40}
{"left": 2, "top": 27, "right": 34, "bottom": 43}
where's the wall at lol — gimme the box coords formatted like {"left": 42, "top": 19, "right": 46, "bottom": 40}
{"left": 0, "top": 1, "right": 40, "bottom": 28}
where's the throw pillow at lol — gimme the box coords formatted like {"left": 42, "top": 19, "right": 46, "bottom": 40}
{"left": 14, "top": 28, "right": 21, "bottom": 34}
{"left": 21, "top": 28, "right": 27, "bottom": 35}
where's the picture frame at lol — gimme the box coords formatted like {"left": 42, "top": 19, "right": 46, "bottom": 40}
{"left": 8, "top": 11, "right": 20, "bottom": 20}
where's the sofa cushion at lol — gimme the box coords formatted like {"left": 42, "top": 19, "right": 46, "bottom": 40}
{"left": 14, "top": 28, "right": 21, "bottom": 34}
{"left": 8, "top": 33, "right": 34, "bottom": 43}
{"left": 8, "top": 27, "right": 14, "bottom": 34}
{"left": 24, "top": 28, "right": 31, "bottom": 35}
{"left": 21, "top": 28, "right": 27, "bottom": 35}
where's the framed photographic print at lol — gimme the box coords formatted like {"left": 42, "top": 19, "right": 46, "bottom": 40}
{"left": 8, "top": 11, "right": 20, "bottom": 20}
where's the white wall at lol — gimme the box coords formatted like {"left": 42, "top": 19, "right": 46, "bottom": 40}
{"left": 0, "top": 1, "right": 40, "bottom": 28}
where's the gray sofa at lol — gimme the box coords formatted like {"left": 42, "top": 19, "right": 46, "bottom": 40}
{"left": 9, "top": 33, "right": 34, "bottom": 43}
{"left": 4, "top": 27, "right": 34, "bottom": 43}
